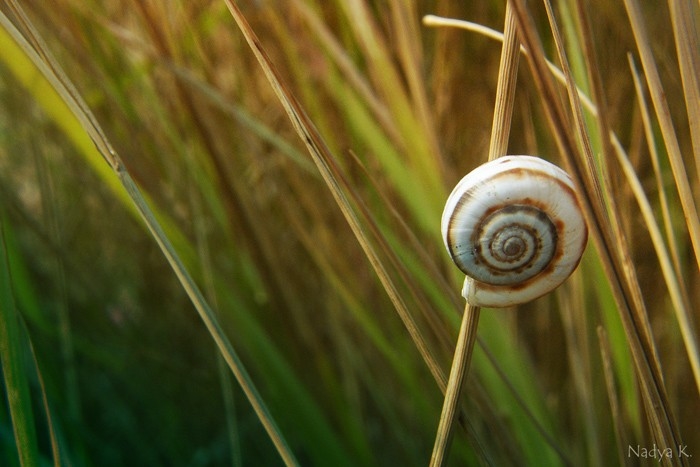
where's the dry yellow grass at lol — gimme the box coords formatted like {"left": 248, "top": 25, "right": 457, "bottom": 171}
{"left": 0, "top": 1, "right": 697, "bottom": 465}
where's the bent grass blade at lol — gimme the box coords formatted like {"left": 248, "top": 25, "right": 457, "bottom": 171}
{"left": 0, "top": 7, "right": 298, "bottom": 466}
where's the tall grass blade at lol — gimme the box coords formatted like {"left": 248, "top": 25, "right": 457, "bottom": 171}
{"left": 0, "top": 4, "right": 298, "bottom": 465}
{"left": 597, "top": 326, "right": 627, "bottom": 467}
{"left": 422, "top": 15, "right": 598, "bottom": 118}
{"left": 333, "top": 0, "right": 444, "bottom": 233}
{"left": 386, "top": 0, "right": 443, "bottom": 177}
{"left": 189, "top": 175, "right": 242, "bottom": 467}
{"left": 430, "top": 4, "right": 521, "bottom": 465}
{"left": 486, "top": 4, "right": 521, "bottom": 162}
{"left": 1, "top": 218, "right": 62, "bottom": 466}
{"left": 222, "top": 0, "right": 448, "bottom": 395}
{"left": 667, "top": 0, "right": 700, "bottom": 179}
{"left": 623, "top": 0, "right": 700, "bottom": 271}
{"left": 609, "top": 135, "right": 700, "bottom": 395}
{"left": 0, "top": 11, "right": 196, "bottom": 270}
{"left": 626, "top": 58, "right": 700, "bottom": 394}
{"left": 546, "top": 0, "right": 659, "bottom": 377}
{"left": 629, "top": 53, "right": 686, "bottom": 287}
{"left": 27, "top": 343, "right": 61, "bottom": 467}
{"left": 288, "top": 0, "right": 403, "bottom": 147}
{"left": 429, "top": 305, "right": 480, "bottom": 467}
{"left": 0, "top": 2, "right": 696, "bottom": 464}
{"left": 509, "top": 0, "right": 684, "bottom": 457}
{"left": 0, "top": 216, "right": 40, "bottom": 467}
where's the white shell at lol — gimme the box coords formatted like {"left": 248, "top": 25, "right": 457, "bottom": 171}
{"left": 441, "top": 155, "right": 588, "bottom": 307}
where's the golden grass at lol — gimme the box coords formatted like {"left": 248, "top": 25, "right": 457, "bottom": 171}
{"left": 0, "top": 1, "right": 697, "bottom": 465}
{"left": 429, "top": 5, "right": 521, "bottom": 465}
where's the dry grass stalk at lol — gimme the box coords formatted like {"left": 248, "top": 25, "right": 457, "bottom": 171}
{"left": 598, "top": 326, "right": 628, "bottom": 467}
{"left": 626, "top": 58, "right": 700, "bottom": 393}
{"left": 425, "top": 9, "right": 700, "bottom": 401}
{"left": 429, "top": 4, "right": 521, "bottom": 466}
{"left": 667, "top": 0, "right": 700, "bottom": 183}
{"left": 511, "top": 0, "right": 685, "bottom": 459}
{"left": 221, "top": 0, "right": 450, "bottom": 396}
{"left": 1, "top": 1, "right": 697, "bottom": 464}
{"left": 0, "top": 2, "right": 300, "bottom": 465}
{"left": 623, "top": 0, "right": 700, "bottom": 271}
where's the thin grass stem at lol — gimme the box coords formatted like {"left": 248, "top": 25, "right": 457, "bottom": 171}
{"left": 487, "top": 5, "right": 520, "bottom": 162}
{"left": 597, "top": 326, "right": 627, "bottom": 467}
{"left": 623, "top": 0, "right": 700, "bottom": 272}
{"left": 0, "top": 5, "right": 299, "bottom": 465}
{"left": 546, "top": 0, "right": 660, "bottom": 383}
{"left": 422, "top": 14, "right": 595, "bottom": 114}
{"left": 120, "top": 169, "right": 301, "bottom": 467}
{"left": 667, "top": 0, "right": 700, "bottom": 182}
{"left": 429, "top": 304, "right": 480, "bottom": 467}
{"left": 629, "top": 54, "right": 686, "bottom": 291}
{"left": 610, "top": 136, "right": 700, "bottom": 395}
{"left": 510, "top": 0, "right": 685, "bottom": 457}
{"left": 0, "top": 223, "right": 40, "bottom": 467}
{"left": 429, "top": 4, "right": 520, "bottom": 464}
{"left": 426, "top": 9, "right": 700, "bottom": 399}
{"left": 221, "top": 0, "right": 449, "bottom": 396}
{"left": 26, "top": 336, "right": 61, "bottom": 467}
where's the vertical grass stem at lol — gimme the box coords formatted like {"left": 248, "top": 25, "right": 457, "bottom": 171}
{"left": 429, "top": 3, "right": 520, "bottom": 464}
{"left": 429, "top": 304, "right": 480, "bottom": 467}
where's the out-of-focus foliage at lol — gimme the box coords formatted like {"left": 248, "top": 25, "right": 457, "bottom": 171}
{"left": 0, "top": 1, "right": 698, "bottom": 465}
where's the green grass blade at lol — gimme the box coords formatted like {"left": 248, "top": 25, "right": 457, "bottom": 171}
{"left": 0, "top": 19, "right": 197, "bottom": 272}
{"left": 0, "top": 216, "right": 40, "bottom": 467}
{"left": 222, "top": 0, "right": 449, "bottom": 397}
{"left": 0, "top": 2, "right": 696, "bottom": 464}
{"left": 0, "top": 6, "right": 298, "bottom": 465}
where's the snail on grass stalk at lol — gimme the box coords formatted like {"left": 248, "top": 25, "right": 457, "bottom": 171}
{"left": 441, "top": 155, "right": 588, "bottom": 307}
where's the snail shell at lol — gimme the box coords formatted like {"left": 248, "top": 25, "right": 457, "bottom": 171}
{"left": 441, "top": 155, "right": 588, "bottom": 307}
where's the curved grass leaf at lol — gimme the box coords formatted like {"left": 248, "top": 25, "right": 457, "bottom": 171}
{"left": 0, "top": 216, "right": 40, "bottom": 467}
{"left": 0, "top": 6, "right": 299, "bottom": 466}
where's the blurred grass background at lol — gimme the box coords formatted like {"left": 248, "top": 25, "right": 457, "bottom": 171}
{"left": 0, "top": 0, "right": 698, "bottom": 465}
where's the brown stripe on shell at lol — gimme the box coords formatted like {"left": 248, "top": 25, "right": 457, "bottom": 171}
{"left": 476, "top": 206, "right": 557, "bottom": 278}
{"left": 447, "top": 165, "right": 587, "bottom": 282}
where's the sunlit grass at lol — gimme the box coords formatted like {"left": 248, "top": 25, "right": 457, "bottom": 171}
{"left": 0, "top": 1, "right": 698, "bottom": 466}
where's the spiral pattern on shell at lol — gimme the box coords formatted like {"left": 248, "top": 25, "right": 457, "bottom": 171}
{"left": 441, "top": 155, "right": 588, "bottom": 307}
